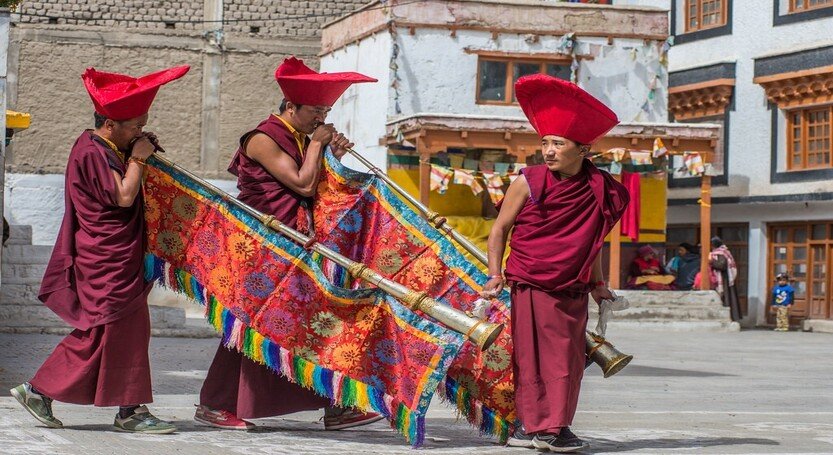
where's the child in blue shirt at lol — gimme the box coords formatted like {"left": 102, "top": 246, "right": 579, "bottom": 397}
{"left": 771, "top": 273, "right": 794, "bottom": 332}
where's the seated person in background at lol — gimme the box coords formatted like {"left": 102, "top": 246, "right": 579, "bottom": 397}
{"left": 626, "top": 245, "right": 675, "bottom": 290}
{"left": 673, "top": 242, "right": 701, "bottom": 290}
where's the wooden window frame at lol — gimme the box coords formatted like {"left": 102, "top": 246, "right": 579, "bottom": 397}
{"left": 786, "top": 104, "right": 833, "bottom": 171}
{"left": 475, "top": 57, "right": 572, "bottom": 106}
{"left": 789, "top": 0, "right": 833, "bottom": 13}
{"left": 684, "top": 0, "right": 729, "bottom": 33}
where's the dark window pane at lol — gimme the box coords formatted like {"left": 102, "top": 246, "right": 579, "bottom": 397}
{"left": 546, "top": 63, "right": 572, "bottom": 81}
{"left": 794, "top": 228, "right": 808, "bottom": 243}
{"left": 775, "top": 229, "right": 789, "bottom": 243}
{"left": 479, "top": 60, "right": 507, "bottom": 102}
{"left": 812, "top": 224, "right": 827, "bottom": 240}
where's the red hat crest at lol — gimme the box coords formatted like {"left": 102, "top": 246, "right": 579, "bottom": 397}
{"left": 275, "top": 57, "right": 377, "bottom": 107}
{"left": 515, "top": 75, "right": 619, "bottom": 144}
{"left": 82, "top": 65, "right": 190, "bottom": 121}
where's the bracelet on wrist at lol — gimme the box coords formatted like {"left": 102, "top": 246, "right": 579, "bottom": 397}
{"left": 487, "top": 275, "right": 503, "bottom": 280}
{"left": 128, "top": 156, "right": 147, "bottom": 166}
{"left": 594, "top": 280, "right": 606, "bottom": 288}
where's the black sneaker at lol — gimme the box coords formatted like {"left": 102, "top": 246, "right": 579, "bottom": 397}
{"left": 506, "top": 425, "right": 535, "bottom": 448}
{"left": 532, "top": 429, "right": 589, "bottom": 453}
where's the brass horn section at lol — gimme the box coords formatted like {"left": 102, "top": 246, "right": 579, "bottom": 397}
{"left": 585, "top": 332, "right": 633, "bottom": 378}
{"left": 151, "top": 155, "right": 503, "bottom": 351}
{"left": 345, "top": 148, "right": 634, "bottom": 376}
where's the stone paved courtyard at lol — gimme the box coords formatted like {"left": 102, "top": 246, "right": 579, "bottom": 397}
{"left": 0, "top": 326, "right": 831, "bottom": 454}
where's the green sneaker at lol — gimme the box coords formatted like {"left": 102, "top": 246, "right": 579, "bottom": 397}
{"left": 10, "top": 383, "right": 63, "bottom": 429}
{"left": 113, "top": 406, "right": 177, "bottom": 434}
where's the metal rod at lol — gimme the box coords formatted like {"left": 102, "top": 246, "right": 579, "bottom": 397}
{"left": 149, "top": 154, "right": 503, "bottom": 351}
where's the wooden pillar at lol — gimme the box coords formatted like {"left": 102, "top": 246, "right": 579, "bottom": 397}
{"left": 417, "top": 137, "right": 430, "bottom": 206}
{"left": 609, "top": 174, "right": 623, "bottom": 289}
{"left": 699, "top": 174, "right": 712, "bottom": 290}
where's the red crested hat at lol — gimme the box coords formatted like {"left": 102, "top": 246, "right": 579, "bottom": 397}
{"left": 275, "top": 57, "right": 377, "bottom": 106}
{"left": 515, "top": 74, "right": 619, "bottom": 144}
{"left": 82, "top": 65, "right": 190, "bottom": 121}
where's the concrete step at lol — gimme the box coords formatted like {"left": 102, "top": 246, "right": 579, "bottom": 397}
{"left": 592, "top": 319, "right": 741, "bottom": 332}
{"left": 602, "top": 306, "right": 731, "bottom": 321}
{"left": 612, "top": 290, "right": 724, "bottom": 306}
{"left": 1, "top": 262, "right": 47, "bottom": 285}
{"left": 1, "top": 244, "right": 53, "bottom": 264}
{"left": 0, "top": 283, "right": 42, "bottom": 305}
{"left": 4, "top": 224, "right": 33, "bottom": 246}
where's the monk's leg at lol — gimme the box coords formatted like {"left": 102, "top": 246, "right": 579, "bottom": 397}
{"left": 199, "top": 342, "right": 243, "bottom": 413}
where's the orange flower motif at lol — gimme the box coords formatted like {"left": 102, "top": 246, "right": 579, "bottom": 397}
{"left": 490, "top": 380, "right": 515, "bottom": 412}
{"left": 227, "top": 232, "right": 255, "bottom": 262}
{"left": 209, "top": 268, "right": 235, "bottom": 298}
{"left": 144, "top": 197, "right": 161, "bottom": 224}
{"left": 332, "top": 342, "right": 362, "bottom": 370}
{"left": 355, "top": 306, "right": 380, "bottom": 331}
{"left": 410, "top": 255, "right": 445, "bottom": 287}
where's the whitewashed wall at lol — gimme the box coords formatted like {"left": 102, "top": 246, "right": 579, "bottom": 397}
{"left": 393, "top": 29, "right": 668, "bottom": 124}
{"left": 320, "top": 33, "right": 392, "bottom": 173}
{"left": 3, "top": 173, "right": 238, "bottom": 245}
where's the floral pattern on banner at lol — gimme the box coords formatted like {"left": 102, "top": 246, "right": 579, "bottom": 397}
{"left": 143, "top": 159, "right": 464, "bottom": 445}
{"left": 312, "top": 153, "right": 517, "bottom": 440}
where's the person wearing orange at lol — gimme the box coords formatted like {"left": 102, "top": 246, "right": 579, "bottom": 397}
{"left": 482, "top": 75, "right": 629, "bottom": 452}
{"left": 11, "top": 65, "right": 189, "bottom": 433}
{"left": 195, "top": 57, "right": 384, "bottom": 431}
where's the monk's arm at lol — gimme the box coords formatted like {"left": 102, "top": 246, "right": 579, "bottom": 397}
{"left": 110, "top": 161, "right": 146, "bottom": 207}
{"left": 247, "top": 133, "right": 324, "bottom": 198}
{"left": 590, "top": 255, "right": 605, "bottom": 284}
{"left": 482, "top": 176, "right": 529, "bottom": 296}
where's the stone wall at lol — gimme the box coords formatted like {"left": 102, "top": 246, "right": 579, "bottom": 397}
{"left": 16, "top": 0, "right": 369, "bottom": 37}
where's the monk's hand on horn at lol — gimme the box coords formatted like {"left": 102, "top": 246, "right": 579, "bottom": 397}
{"left": 591, "top": 285, "right": 615, "bottom": 306}
{"left": 331, "top": 132, "right": 353, "bottom": 160}
{"left": 130, "top": 136, "right": 155, "bottom": 161}
{"left": 143, "top": 132, "right": 166, "bottom": 153}
{"left": 480, "top": 275, "right": 504, "bottom": 298}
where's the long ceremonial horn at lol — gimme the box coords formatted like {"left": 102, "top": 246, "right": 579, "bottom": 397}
{"left": 149, "top": 154, "right": 503, "bottom": 351}
{"left": 344, "top": 147, "right": 633, "bottom": 376}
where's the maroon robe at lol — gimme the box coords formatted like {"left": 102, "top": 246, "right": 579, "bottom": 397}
{"left": 199, "top": 115, "right": 329, "bottom": 418}
{"left": 504, "top": 160, "right": 628, "bottom": 434}
{"left": 31, "top": 131, "right": 153, "bottom": 406}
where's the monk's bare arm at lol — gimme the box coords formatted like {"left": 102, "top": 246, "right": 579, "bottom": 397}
{"left": 590, "top": 255, "right": 604, "bottom": 283}
{"left": 481, "top": 175, "right": 529, "bottom": 297}
{"left": 246, "top": 133, "right": 325, "bottom": 198}
{"left": 110, "top": 162, "right": 146, "bottom": 207}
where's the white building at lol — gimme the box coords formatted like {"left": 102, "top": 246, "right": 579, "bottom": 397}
{"left": 320, "top": 0, "right": 723, "bottom": 292}
{"left": 654, "top": 0, "right": 833, "bottom": 330}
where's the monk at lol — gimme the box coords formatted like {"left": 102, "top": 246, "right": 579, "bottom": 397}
{"left": 11, "top": 65, "right": 190, "bottom": 433}
{"left": 195, "top": 57, "right": 383, "bottom": 431}
{"left": 482, "top": 75, "right": 629, "bottom": 452}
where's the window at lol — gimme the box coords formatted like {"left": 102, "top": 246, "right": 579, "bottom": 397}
{"left": 790, "top": 0, "right": 832, "bottom": 12}
{"left": 786, "top": 105, "right": 832, "bottom": 171}
{"left": 477, "top": 58, "right": 571, "bottom": 105}
{"left": 685, "top": 0, "right": 728, "bottom": 32}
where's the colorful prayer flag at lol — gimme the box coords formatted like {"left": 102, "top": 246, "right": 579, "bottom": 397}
{"left": 430, "top": 164, "right": 453, "bottom": 194}
{"left": 653, "top": 138, "right": 668, "bottom": 158}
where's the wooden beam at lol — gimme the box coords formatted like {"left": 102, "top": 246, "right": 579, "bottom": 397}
{"left": 417, "top": 138, "right": 430, "bottom": 206}
{"left": 699, "top": 174, "right": 712, "bottom": 290}
{"left": 609, "top": 173, "right": 623, "bottom": 289}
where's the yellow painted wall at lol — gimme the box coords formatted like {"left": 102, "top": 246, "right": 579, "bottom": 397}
{"left": 604, "top": 174, "right": 667, "bottom": 243}
{"left": 388, "top": 169, "right": 483, "bottom": 217}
